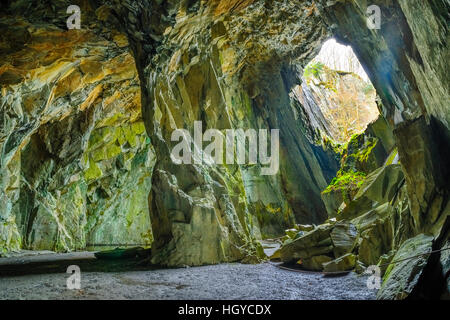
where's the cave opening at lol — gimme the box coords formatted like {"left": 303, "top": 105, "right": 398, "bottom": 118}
{"left": 295, "top": 38, "right": 380, "bottom": 144}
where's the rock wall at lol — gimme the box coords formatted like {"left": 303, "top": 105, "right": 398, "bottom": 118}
{"left": 1, "top": 0, "right": 447, "bottom": 290}
{"left": 106, "top": 0, "right": 340, "bottom": 265}
{"left": 275, "top": 0, "right": 449, "bottom": 299}
{"left": 317, "top": 0, "right": 449, "bottom": 237}
{"left": 0, "top": 1, "right": 154, "bottom": 253}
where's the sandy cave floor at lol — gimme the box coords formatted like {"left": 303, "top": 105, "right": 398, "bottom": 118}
{"left": 0, "top": 250, "right": 377, "bottom": 300}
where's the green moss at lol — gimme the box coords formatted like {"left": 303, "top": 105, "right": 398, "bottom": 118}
{"left": 88, "top": 127, "right": 118, "bottom": 150}
{"left": 0, "top": 217, "right": 22, "bottom": 253}
{"left": 338, "top": 132, "right": 379, "bottom": 174}
{"left": 322, "top": 171, "right": 366, "bottom": 195}
{"left": 319, "top": 134, "right": 346, "bottom": 155}
{"left": 357, "top": 138, "right": 378, "bottom": 163}
{"left": 345, "top": 133, "right": 363, "bottom": 152}
{"left": 84, "top": 157, "right": 103, "bottom": 181}
{"left": 303, "top": 61, "right": 324, "bottom": 80}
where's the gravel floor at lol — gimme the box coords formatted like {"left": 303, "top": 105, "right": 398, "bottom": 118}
{"left": 0, "top": 262, "right": 377, "bottom": 300}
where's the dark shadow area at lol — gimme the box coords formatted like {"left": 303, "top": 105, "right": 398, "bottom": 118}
{"left": 0, "top": 249, "right": 156, "bottom": 277}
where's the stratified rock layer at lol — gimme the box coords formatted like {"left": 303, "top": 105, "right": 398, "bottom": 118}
{"left": 0, "top": 2, "right": 154, "bottom": 253}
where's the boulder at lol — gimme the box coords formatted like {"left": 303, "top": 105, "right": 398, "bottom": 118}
{"left": 352, "top": 203, "right": 394, "bottom": 266}
{"left": 350, "top": 202, "right": 393, "bottom": 232}
{"left": 300, "top": 255, "right": 333, "bottom": 271}
{"left": 377, "top": 251, "right": 395, "bottom": 276}
{"left": 330, "top": 221, "right": 357, "bottom": 257}
{"left": 354, "top": 164, "right": 404, "bottom": 205}
{"left": 281, "top": 245, "right": 334, "bottom": 263}
{"left": 321, "top": 170, "right": 367, "bottom": 217}
{"left": 322, "top": 253, "right": 356, "bottom": 272}
{"left": 278, "top": 224, "right": 334, "bottom": 262}
{"left": 339, "top": 164, "right": 404, "bottom": 220}
{"left": 295, "top": 224, "right": 315, "bottom": 232}
{"left": 269, "top": 249, "right": 281, "bottom": 261}
{"left": 377, "top": 234, "right": 434, "bottom": 300}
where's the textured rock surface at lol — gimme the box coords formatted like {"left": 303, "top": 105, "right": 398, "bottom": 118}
{"left": 315, "top": 0, "right": 449, "bottom": 297}
{"left": 317, "top": 0, "right": 449, "bottom": 237}
{"left": 301, "top": 255, "right": 333, "bottom": 271}
{"left": 0, "top": 0, "right": 449, "bottom": 298}
{"left": 279, "top": 223, "right": 333, "bottom": 262}
{"left": 0, "top": 2, "right": 154, "bottom": 253}
{"left": 1, "top": 0, "right": 340, "bottom": 264}
{"left": 107, "top": 0, "right": 340, "bottom": 265}
{"left": 377, "top": 234, "right": 433, "bottom": 300}
{"left": 330, "top": 221, "right": 357, "bottom": 257}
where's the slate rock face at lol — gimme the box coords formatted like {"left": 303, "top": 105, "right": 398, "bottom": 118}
{"left": 0, "top": 3, "right": 154, "bottom": 253}
{"left": 330, "top": 221, "right": 357, "bottom": 257}
{"left": 377, "top": 234, "right": 434, "bottom": 300}
{"left": 107, "top": 0, "right": 341, "bottom": 265}
{"left": 279, "top": 224, "right": 334, "bottom": 263}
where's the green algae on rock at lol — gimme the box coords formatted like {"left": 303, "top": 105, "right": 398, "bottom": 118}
{"left": 0, "top": 5, "right": 154, "bottom": 252}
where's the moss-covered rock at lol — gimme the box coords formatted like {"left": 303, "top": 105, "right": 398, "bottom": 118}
{"left": 321, "top": 171, "right": 366, "bottom": 216}
{"left": 340, "top": 133, "right": 387, "bottom": 175}
{"left": 339, "top": 164, "right": 404, "bottom": 221}
{"left": 377, "top": 234, "right": 434, "bottom": 300}
{"left": 0, "top": 7, "right": 154, "bottom": 252}
{"left": 322, "top": 253, "right": 356, "bottom": 272}
{"left": 320, "top": 119, "right": 396, "bottom": 218}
